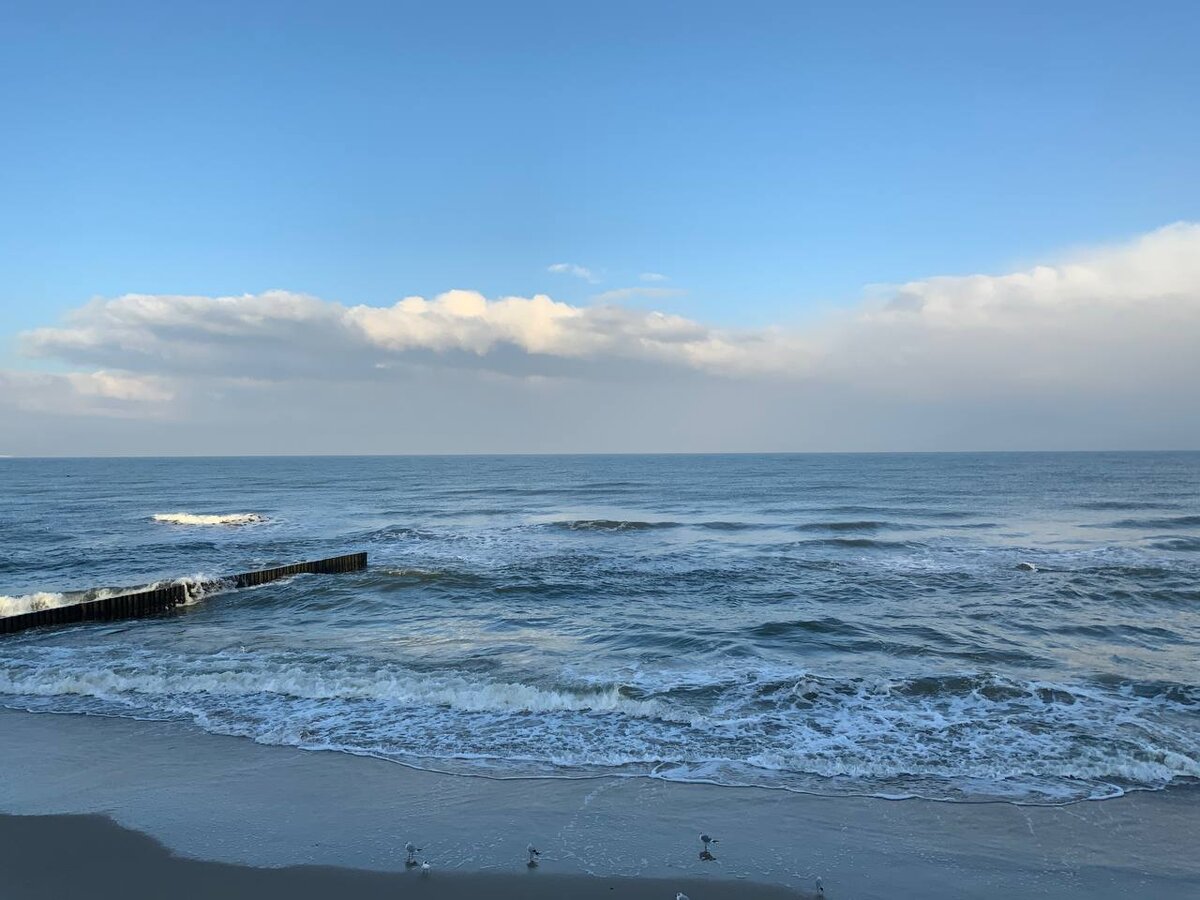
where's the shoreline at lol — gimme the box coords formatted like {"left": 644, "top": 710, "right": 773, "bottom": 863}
{"left": 2, "top": 708, "right": 1198, "bottom": 898}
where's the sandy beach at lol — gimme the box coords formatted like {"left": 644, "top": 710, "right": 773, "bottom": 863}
{"left": 1, "top": 708, "right": 1197, "bottom": 899}
{"left": 1, "top": 813, "right": 815, "bottom": 900}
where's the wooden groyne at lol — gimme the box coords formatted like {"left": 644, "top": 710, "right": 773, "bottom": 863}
{"left": 230, "top": 552, "right": 367, "bottom": 587}
{"left": 0, "top": 552, "right": 367, "bottom": 636}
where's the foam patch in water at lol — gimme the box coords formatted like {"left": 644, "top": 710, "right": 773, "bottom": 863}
{"left": 152, "top": 513, "right": 266, "bottom": 526}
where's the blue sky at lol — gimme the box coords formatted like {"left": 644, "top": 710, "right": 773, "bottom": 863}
{"left": 3, "top": 1, "right": 1198, "bottom": 333}
{"left": 1, "top": 1, "right": 1198, "bottom": 453}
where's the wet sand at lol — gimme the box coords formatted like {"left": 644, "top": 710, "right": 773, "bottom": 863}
{"left": 0, "top": 813, "right": 811, "bottom": 900}
{"left": 0, "top": 708, "right": 1197, "bottom": 898}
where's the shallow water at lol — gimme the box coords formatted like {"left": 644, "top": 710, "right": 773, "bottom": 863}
{"left": 1, "top": 453, "right": 1198, "bottom": 803}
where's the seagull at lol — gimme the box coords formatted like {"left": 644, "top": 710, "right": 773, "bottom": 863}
{"left": 404, "top": 841, "right": 422, "bottom": 867}
{"left": 677, "top": 893, "right": 691, "bottom": 900}
{"left": 699, "top": 832, "right": 718, "bottom": 861}
{"left": 420, "top": 860, "right": 432, "bottom": 877}
{"left": 816, "top": 876, "right": 825, "bottom": 895}
{"left": 527, "top": 843, "right": 542, "bottom": 868}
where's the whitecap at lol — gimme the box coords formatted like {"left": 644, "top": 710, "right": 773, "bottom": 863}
{"left": 0, "top": 592, "right": 71, "bottom": 618}
{"left": 152, "top": 512, "right": 266, "bottom": 526}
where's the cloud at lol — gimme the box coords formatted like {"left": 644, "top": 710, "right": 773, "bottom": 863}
{"left": 0, "top": 369, "right": 174, "bottom": 419}
{"left": 818, "top": 221, "right": 1200, "bottom": 399}
{"left": 547, "top": 262, "right": 599, "bottom": 283}
{"left": 640, "top": 272, "right": 669, "bottom": 282}
{"left": 23, "top": 288, "right": 798, "bottom": 379}
{"left": 5, "top": 223, "right": 1200, "bottom": 452}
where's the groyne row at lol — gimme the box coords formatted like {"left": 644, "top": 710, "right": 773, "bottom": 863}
{"left": 0, "top": 552, "right": 367, "bottom": 636}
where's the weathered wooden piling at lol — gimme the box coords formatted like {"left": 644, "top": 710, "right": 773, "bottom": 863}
{"left": 0, "top": 552, "right": 367, "bottom": 636}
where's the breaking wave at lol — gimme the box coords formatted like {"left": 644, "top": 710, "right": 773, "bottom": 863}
{"left": 0, "top": 576, "right": 220, "bottom": 619}
{"left": 0, "top": 592, "right": 75, "bottom": 618}
{"left": 1, "top": 651, "right": 1196, "bottom": 803}
{"left": 153, "top": 513, "right": 266, "bottom": 526}
{"left": 0, "top": 664, "right": 671, "bottom": 719}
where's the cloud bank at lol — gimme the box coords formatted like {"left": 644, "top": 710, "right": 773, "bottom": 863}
{"left": 4, "top": 223, "right": 1199, "bottom": 453}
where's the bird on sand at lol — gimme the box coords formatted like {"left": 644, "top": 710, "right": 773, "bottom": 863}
{"left": 816, "top": 876, "right": 825, "bottom": 895}
{"left": 699, "top": 832, "right": 718, "bottom": 861}
{"left": 527, "top": 843, "right": 542, "bottom": 868}
{"left": 404, "top": 842, "right": 422, "bottom": 867}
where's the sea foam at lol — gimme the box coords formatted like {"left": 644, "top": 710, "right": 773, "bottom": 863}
{"left": 152, "top": 512, "right": 266, "bottom": 526}
{"left": 0, "top": 592, "right": 72, "bottom": 618}
{"left": 0, "top": 576, "right": 217, "bottom": 619}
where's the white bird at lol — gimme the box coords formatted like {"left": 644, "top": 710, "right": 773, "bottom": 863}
{"left": 404, "top": 841, "right": 421, "bottom": 866}
{"left": 816, "top": 876, "right": 825, "bottom": 895}
{"left": 527, "top": 843, "right": 542, "bottom": 868}
{"left": 676, "top": 893, "right": 690, "bottom": 900}
{"left": 699, "top": 832, "right": 718, "bottom": 860}
{"left": 420, "top": 860, "right": 432, "bottom": 877}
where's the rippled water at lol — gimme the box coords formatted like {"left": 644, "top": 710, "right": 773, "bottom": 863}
{"left": 1, "top": 453, "right": 1198, "bottom": 803}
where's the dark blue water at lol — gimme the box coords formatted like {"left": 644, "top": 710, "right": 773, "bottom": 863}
{"left": 2, "top": 453, "right": 1198, "bottom": 803}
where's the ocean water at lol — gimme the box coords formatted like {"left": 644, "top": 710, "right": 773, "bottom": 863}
{"left": 1, "top": 453, "right": 1198, "bottom": 804}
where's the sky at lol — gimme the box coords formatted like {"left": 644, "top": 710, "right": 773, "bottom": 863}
{"left": 1, "top": 0, "right": 1198, "bottom": 454}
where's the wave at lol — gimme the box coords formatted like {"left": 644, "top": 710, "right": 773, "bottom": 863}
{"left": 549, "top": 519, "right": 799, "bottom": 533}
{"left": 808, "top": 505, "right": 976, "bottom": 520}
{"left": 1147, "top": 536, "right": 1200, "bottom": 552}
{"left": 4, "top": 650, "right": 1193, "bottom": 802}
{"left": 152, "top": 512, "right": 266, "bottom": 526}
{"left": 793, "top": 537, "right": 919, "bottom": 550}
{"left": 750, "top": 617, "right": 869, "bottom": 638}
{"left": 0, "top": 575, "right": 220, "bottom": 619}
{"left": 795, "top": 520, "right": 894, "bottom": 532}
{"left": 1092, "top": 515, "right": 1200, "bottom": 529}
{"left": 1077, "top": 500, "right": 1181, "bottom": 511}
{"left": 361, "top": 525, "right": 447, "bottom": 542}
{"left": 546, "top": 519, "right": 682, "bottom": 533}
{"left": 0, "top": 664, "right": 674, "bottom": 720}
{"left": 373, "top": 567, "right": 489, "bottom": 587}
{"left": 0, "top": 591, "right": 75, "bottom": 618}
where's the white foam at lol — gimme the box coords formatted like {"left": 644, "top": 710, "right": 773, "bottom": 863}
{"left": 0, "top": 575, "right": 218, "bottom": 619}
{"left": 152, "top": 513, "right": 266, "bottom": 526}
{"left": 1, "top": 647, "right": 1197, "bottom": 802}
{"left": 0, "top": 665, "right": 674, "bottom": 719}
{"left": 0, "top": 592, "right": 71, "bottom": 618}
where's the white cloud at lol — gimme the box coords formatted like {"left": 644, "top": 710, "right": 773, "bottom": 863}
{"left": 5, "top": 223, "right": 1200, "bottom": 451}
{"left": 547, "top": 262, "right": 600, "bottom": 283}
{"left": 640, "top": 272, "right": 669, "bottom": 282}
{"left": 816, "top": 221, "right": 1200, "bottom": 398}
{"left": 0, "top": 369, "right": 174, "bottom": 418}
{"left": 24, "top": 288, "right": 796, "bottom": 379}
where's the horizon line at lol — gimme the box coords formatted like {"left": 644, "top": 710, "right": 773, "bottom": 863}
{"left": 2, "top": 448, "right": 1198, "bottom": 460}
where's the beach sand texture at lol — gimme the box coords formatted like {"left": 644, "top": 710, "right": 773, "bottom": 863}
{"left": 1, "top": 813, "right": 816, "bottom": 900}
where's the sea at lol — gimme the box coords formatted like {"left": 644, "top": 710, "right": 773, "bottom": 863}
{"left": 1, "top": 453, "right": 1197, "bottom": 805}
